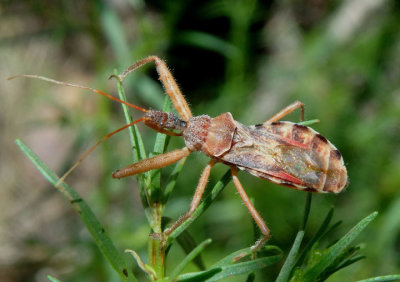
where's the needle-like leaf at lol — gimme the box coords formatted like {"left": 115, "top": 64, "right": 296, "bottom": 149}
{"left": 15, "top": 139, "right": 136, "bottom": 282}
{"left": 170, "top": 238, "right": 212, "bottom": 280}
{"left": 300, "top": 211, "right": 378, "bottom": 281}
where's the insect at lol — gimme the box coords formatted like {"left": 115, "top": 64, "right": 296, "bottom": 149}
{"left": 9, "top": 56, "right": 348, "bottom": 255}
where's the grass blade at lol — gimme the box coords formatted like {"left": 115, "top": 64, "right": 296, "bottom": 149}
{"left": 212, "top": 245, "right": 282, "bottom": 268}
{"left": 115, "top": 72, "right": 150, "bottom": 207}
{"left": 114, "top": 69, "right": 146, "bottom": 162}
{"left": 276, "top": 230, "right": 305, "bottom": 282}
{"left": 212, "top": 247, "right": 252, "bottom": 267}
{"left": 301, "top": 193, "right": 312, "bottom": 230}
{"left": 295, "top": 206, "right": 335, "bottom": 267}
{"left": 207, "top": 255, "right": 282, "bottom": 281}
{"left": 176, "top": 253, "right": 281, "bottom": 282}
{"left": 176, "top": 268, "right": 222, "bottom": 282}
{"left": 170, "top": 238, "right": 212, "bottom": 279}
{"left": 357, "top": 274, "right": 400, "bottom": 282}
{"left": 153, "top": 96, "right": 172, "bottom": 154}
{"left": 333, "top": 255, "right": 365, "bottom": 273}
{"left": 101, "top": 6, "right": 130, "bottom": 65}
{"left": 149, "top": 97, "right": 172, "bottom": 203}
{"left": 176, "top": 230, "right": 207, "bottom": 270}
{"left": 164, "top": 158, "right": 186, "bottom": 201}
{"left": 15, "top": 139, "right": 136, "bottom": 282}
{"left": 276, "top": 192, "right": 312, "bottom": 282}
{"left": 176, "top": 30, "right": 238, "bottom": 59}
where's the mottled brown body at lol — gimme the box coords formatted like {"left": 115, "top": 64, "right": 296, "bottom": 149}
{"left": 139, "top": 110, "right": 348, "bottom": 193}
{"left": 178, "top": 112, "right": 347, "bottom": 193}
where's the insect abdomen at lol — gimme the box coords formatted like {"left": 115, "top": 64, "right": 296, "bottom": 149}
{"left": 260, "top": 122, "right": 348, "bottom": 193}
{"left": 221, "top": 121, "right": 348, "bottom": 193}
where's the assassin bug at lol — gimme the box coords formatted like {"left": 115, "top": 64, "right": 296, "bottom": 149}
{"left": 8, "top": 56, "right": 348, "bottom": 255}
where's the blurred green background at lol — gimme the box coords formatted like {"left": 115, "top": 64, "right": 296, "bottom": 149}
{"left": 1, "top": 0, "right": 400, "bottom": 281}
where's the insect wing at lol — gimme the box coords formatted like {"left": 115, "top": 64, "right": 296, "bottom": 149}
{"left": 220, "top": 121, "right": 347, "bottom": 193}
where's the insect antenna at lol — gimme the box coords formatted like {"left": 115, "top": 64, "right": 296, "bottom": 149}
{"left": 7, "top": 74, "right": 148, "bottom": 113}
{"left": 55, "top": 117, "right": 145, "bottom": 187}
{"left": 7, "top": 74, "right": 149, "bottom": 186}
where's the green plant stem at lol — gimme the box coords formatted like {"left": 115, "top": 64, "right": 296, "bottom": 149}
{"left": 149, "top": 203, "right": 165, "bottom": 280}
{"left": 301, "top": 193, "right": 312, "bottom": 230}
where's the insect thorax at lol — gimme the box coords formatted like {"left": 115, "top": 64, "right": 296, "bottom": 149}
{"left": 183, "top": 113, "right": 237, "bottom": 157}
{"left": 183, "top": 115, "right": 212, "bottom": 151}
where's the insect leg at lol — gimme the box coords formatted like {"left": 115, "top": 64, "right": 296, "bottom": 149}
{"left": 265, "top": 100, "right": 305, "bottom": 123}
{"left": 231, "top": 167, "right": 270, "bottom": 256}
{"left": 164, "top": 159, "right": 216, "bottom": 236}
{"left": 112, "top": 147, "right": 191, "bottom": 178}
{"left": 112, "top": 56, "right": 193, "bottom": 121}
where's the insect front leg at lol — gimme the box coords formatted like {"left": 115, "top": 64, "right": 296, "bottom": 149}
{"left": 231, "top": 167, "right": 270, "bottom": 260}
{"left": 265, "top": 100, "right": 305, "bottom": 123}
{"left": 112, "top": 147, "right": 191, "bottom": 178}
{"left": 113, "top": 56, "right": 193, "bottom": 121}
{"left": 164, "top": 160, "right": 216, "bottom": 236}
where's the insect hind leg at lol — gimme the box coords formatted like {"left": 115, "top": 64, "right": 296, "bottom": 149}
{"left": 265, "top": 100, "right": 305, "bottom": 123}
{"left": 231, "top": 167, "right": 270, "bottom": 260}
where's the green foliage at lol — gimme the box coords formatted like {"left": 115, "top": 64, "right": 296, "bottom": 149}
{"left": 16, "top": 139, "right": 136, "bottom": 282}
{"left": 293, "top": 212, "right": 377, "bottom": 282}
